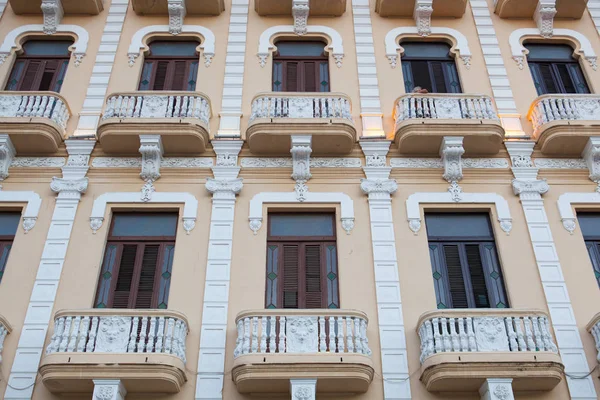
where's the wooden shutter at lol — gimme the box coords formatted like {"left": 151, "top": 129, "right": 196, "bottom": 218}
{"left": 304, "top": 244, "right": 323, "bottom": 308}
{"left": 442, "top": 245, "right": 469, "bottom": 308}
{"left": 19, "top": 61, "right": 42, "bottom": 91}
{"left": 282, "top": 244, "right": 299, "bottom": 308}
{"left": 430, "top": 62, "right": 448, "bottom": 93}
{"left": 134, "top": 245, "right": 160, "bottom": 308}
{"left": 111, "top": 244, "right": 138, "bottom": 308}
{"left": 303, "top": 62, "right": 317, "bottom": 92}
{"left": 538, "top": 63, "right": 559, "bottom": 94}
{"left": 465, "top": 244, "right": 490, "bottom": 308}
{"left": 285, "top": 62, "right": 299, "bottom": 92}
{"left": 152, "top": 61, "right": 170, "bottom": 90}
{"left": 555, "top": 64, "right": 576, "bottom": 93}
{"left": 170, "top": 61, "right": 188, "bottom": 91}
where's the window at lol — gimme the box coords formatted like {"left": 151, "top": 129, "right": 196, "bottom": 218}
{"left": 426, "top": 213, "right": 509, "bottom": 309}
{"left": 272, "top": 41, "right": 330, "bottom": 92}
{"left": 578, "top": 213, "right": 600, "bottom": 288}
{"left": 401, "top": 42, "right": 462, "bottom": 94}
{"left": 266, "top": 214, "right": 339, "bottom": 309}
{"left": 94, "top": 213, "right": 177, "bottom": 309}
{"left": 5, "top": 40, "right": 72, "bottom": 92}
{"left": 138, "top": 41, "right": 200, "bottom": 91}
{"left": 526, "top": 44, "right": 590, "bottom": 95}
{"left": 0, "top": 213, "right": 20, "bottom": 284}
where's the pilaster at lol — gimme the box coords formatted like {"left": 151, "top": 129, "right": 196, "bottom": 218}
{"left": 92, "top": 380, "right": 127, "bottom": 400}
{"left": 479, "top": 378, "right": 514, "bottom": 400}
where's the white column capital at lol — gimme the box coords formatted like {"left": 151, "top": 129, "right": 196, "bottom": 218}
{"left": 583, "top": 137, "right": 600, "bottom": 187}
{"left": 51, "top": 138, "right": 95, "bottom": 199}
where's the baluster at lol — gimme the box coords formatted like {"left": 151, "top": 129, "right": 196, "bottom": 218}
{"left": 24, "top": 96, "right": 35, "bottom": 117}
{"left": 319, "top": 316, "right": 326, "bottom": 352}
{"left": 337, "top": 316, "right": 344, "bottom": 352}
{"left": 523, "top": 317, "right": 535, "bottom": 351}
{"left": 424, "top": 320, "right": 434, "bottom": 358}
{"left": 416, "top": 96, "right": 423, "bottom": 118}
{"left": 544, "top": 317, "right": 558, "bottom": 352}
{"left": 128, "top": 317, "right": 139, "bottom": 352}
{"left": 441, "top": 317, "right": 451, "bottom": 352}
{"left": 37, "top": 96, "right": 48, "bottom": 117}
{"left": 133, "top": 96, "right": 142, "bottom": 117}
{"left": 458, "top": 318, "right": 468, "bottom": 351}
{"left": 466, "top": 317, "right": 476, "bottom": 351}
{"left": 278, "top": 316, "right": 286, "bottom": 353}
{"left": 234, "top": 319, "right": 244, "bottom": 357}
{"left": 175, "top": 96, "right": 183, "bottom": 117}
{"left": 156, "top": 317, "right": 165, "bottom": 353}
{"left": 402, "top": 98, "right": 409, "bottom": 121}
{"left": 556, "top": 98, "right": 567, "bottom": 119}
{"left": 137, "top": 317, "right": 148, "bottom": 352}
{"left": 422, "top": 96, "right": 430, "bottom": 118}
{"left": 346, "top": 317, "right": 354, "bottom": 353}
{"left": 43, "top": 97, "right": 54, "bottom": 118}
{"left": 50, "top": 317, "right": 65, "bottom": 353}
{"left": 268, "top": 316, "right": 276, "bottom": 353}
{"left": 505, "top": 317, "right": 518, "bottom": 351}
{"left": 328, "top": 316, "right": 335, "bottom": 352}
{"left": 433, "top": 317, "right": 442, "bottom": 353}
{"left": 173, "top": 320, "right": 183, "bottom": 358}
{"left": 128, "top": 96, "right": 137, "bottom": 117}
{"left": 115, "top": 96, "right": 123, "bottom": 117}
{"left": 260, "top": 316, "right": 267, "bottom": 353}
{"left": 192, "top": 96, "right": 200, "bottom": 118}
{"left": 67, "top": 316, "right": 81, "bottom": 352}
{"left": 409, "top": 96, "right": 416, "bottom": 118}
{"left": 353, "top": 318, "right": 362, "bottom": 354}
{"left": 449, "top": 318, "right": 460, "bottom": 351}
{"left": 86, "top": 317, "right": 99, "bottom": 352}
{"left": 531, "top": 316, "right": 544, "bottom": 351}
{"left": 15, "top": 96, "right": 25, "bottom": 117}
{"left": 251, "top": 316, "right": 259, "bottom": 353}
{"left": 419, "top": 324, "right": 426, "bottom": 362}
{"left": 564, "top": 98, "right": 574, "bottom": 119}
{"left": 146, "top": 317, "right": 157, "bottom": 353}
{"left": 76, "top": 316, "right": 90, "bottom": 352}
{"left": 550, "top": 98, "right": 560, "bottom": 121}
{"left": 105, "top": 96, "right": 115, "bottom": 118}
{"left": 59, "top": 317, "right": 72, "bottom": 352}
{"left": 514, "top": 317, "right": 526, "bottom": 351}
{"left": 243, "top": 317, "right": 251, "bottom": 354}
{"left": 182, "top": 96, "right": 190, "bottom": 117}
{"left": 165, "top": 318, "right": 175, "bottom": 354}
{"left": 539, "top": 317, "right": 552, "bottom": 352}
{"left": 31, "top": 96, "right": 41, "bottom": 117}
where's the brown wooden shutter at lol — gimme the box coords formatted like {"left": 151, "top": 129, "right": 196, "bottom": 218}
{"left": 134, "top": 245, "right": 160, "bottom": 308}
{"left": 285, "top": 62, "right": 298, "bottom": 92}
{"left": 170, "top": 61, "right": 187, "bottom": 91}
{"left": 111, "top": 244, "right": 138, "bottom": 308}
{"left": 39, "top": 60, "right": 59, "bottom": 91}
{"left": 443, "top": 245, "right": 469, "bottom": 308}
{"left": 152, "top": 61, "right": 170, "bottom": 90}
{"left": 465, "top": 244, "right": 490, "bottom": 308}
{"left": 430, "top": 62, "right": 448, "bottom": 93}
{"left": 19, "top": 61, "right": 42, "bottom": 91}
{"left": 282, "top": 244, "right": 299, "bottom": 308}
{"left": 304, "top": 244, "right": 324, "bottom": 308}
{"left": 555, "top": 64, "right": 576, "bottom": 93}
{"left": 303, "top": 62, "right": 317, "bottom": 92}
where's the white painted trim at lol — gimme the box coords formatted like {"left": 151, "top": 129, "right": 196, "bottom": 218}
{"left": 0, "top": 191, "right": 41, "bottom": 233}
{"left": 588, "top": 0, "right": 600, "bottom": 41}
{"left": 248, "top": 191, "right": 355, "bottom": 234}
{"left": 405, "top": 191, "right": 512, "bottom": 233}
{"left": 0, "top": 24, "right": 89, "bottom": 57}
{"left": 557, "top": 192, "right": 600, "bottom": 233}
{"left": 128, "top": 24, "right": 216, "bottom": 61}
{"left": 89, "top": 192, "right": 198, "bottom": 233}
{"left": 0, "top": 1, "right": 7, "bottom": 19}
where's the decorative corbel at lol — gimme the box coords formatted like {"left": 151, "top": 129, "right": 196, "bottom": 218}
{"left": 534, "top": 0, "right": 557, "bottom": 38}
{"left": 41, "top": 0, "right": 64, "bottom": 35}
{"left": 139, "top": 135, "right": 163, "bottom": 202}
{"left": 292, "top": 0, "right": 310, "bottom": 36}
{"left": 168, "top": 0, "right": 187, "bottom": 35}
{"left": 583, "top": 137, "right": 600, "bottom": 192}
{"left": 0, "top": 135, "right": 16, "bottom": 188}
{"left": 511, "top": 178, "right": 549, "bottom": 201}
{"left": 440, "top": 137, "right": 465, "bottom": 202}
{"left": 414, "top": 0, "right": 433, "bottom": 37}
{"left": 51, "top": 139, "right": 94, "bottom": 200}
{"left": 291, "top": 135, "right": 312, "bottom": 202}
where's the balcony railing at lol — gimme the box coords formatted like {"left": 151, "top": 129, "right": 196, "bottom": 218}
{"left": 102, "top": 92, "right": 211, "bottom": 127}
{"left": 395, "top": 93, "right": 498, "bottom": 125}
{"left": 587, "top": 313, "right": 600, "bottom": 363}
{"left": 234, "top": 309, "right": 371, "bottom": 356}
{"left": 0, "top": 315, "right": 11, "bottom": 363}
{"left": 45, "top": 310, "right": 188, "bottom": 362}
{"left": 250, "top": 93, "right": 352, "bottom": 123}
{"left": 529, "top": 94, "right": 600, "bottom": 135}
{"left": 0, "top": 92, "right": 70, "bottom": 131}
{"left": 418, "top": 309, "right": 558, "bottom": 363}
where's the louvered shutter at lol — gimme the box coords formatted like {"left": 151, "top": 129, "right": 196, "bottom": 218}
{"left": 430, "top": 62, "right": 448, "bottom": 93}
{"left": 529, "top": 64, "right": 546, "bottom": 95}
{"left": 19, "top": 61, "right": 42, "bottom": 91}
{"left": 111, "top": 244, "right": 138, "bottom": 308}
{"left": 539, "top": 63, "right": 559, "bottom": 94}
{"left": 304, "top": 244, "right": 324, "bottom": 308}
{"left": 555, "top": 64, "right": 576, "bottom": 93}
{"left": 134, "top": 245, "right": 160, "bottom": 308}
{"left": 303, "top": 62, "right": 317, "bottom": 92}
{"left": 465, "top": 244, "right": 490, "bottom": 308}
{"left": 442, "top": 245, "right": 469, "bottom": 308}
{"left": 285, "top": 62, "right": 299, "bottom": 92}
{"left": 170, "top": 61, "right": 187, "bottom": 91}
{"left": 282, "top": 244, "right": 299, "bottom": 308}
{"left": 152, "top": 61, "right": 170, "bottom": 90}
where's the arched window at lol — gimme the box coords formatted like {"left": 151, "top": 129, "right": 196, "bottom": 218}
{"left": 401, "top": 42, "right": 462, "bottom": 94}
{"left": 526, "top": 44, "right": 589, "bottom": 95}
{"left": 272, "top": 41, "right": 330, "bottom": 93}
{"left": 5, "top": 40, "right": 72, "bottom": 92}
{"left": 138, "top": 41, "right": 200, "bottom": 91}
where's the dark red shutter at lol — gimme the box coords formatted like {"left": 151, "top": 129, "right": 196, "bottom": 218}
{"left": 443, "top": 245, "right": 469, "bottom": 308}
{"left": 304, "top": 244, "right": 323, "bottom": 308}
{"left": 285, "top": 62, "right": 299, "bottom": 92}
{"left": 111, "top": 245, "right": 138, "bottom": 308}
{"left": 39, "top": 60, "right": 59, "bottom": 91}
{"left": 152, "top": 61, "right": 170, "bottom": 90}
{"left": 19, "top": 61, "right": 42, "bottom": 91}
{"left": 134, "top": 245, "right": 160, "bottom": 308}
{"left": 170, "top": 61, "right": 187, "bottom": 91}
{"left": 282, "top": 244, "right": 299, "bottom": 308}
{"left": 303, "top": 62, "right": 317, "bottom": 92}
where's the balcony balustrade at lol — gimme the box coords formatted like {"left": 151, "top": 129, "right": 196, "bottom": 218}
{"left": 247, "top": 93, "right": 356, "bottom": 155}
{"left": 0, "top": 92, "right": 70, "bottom": 153}
{"left": 375, "top": 0, "right": 467, "bottom": 17}
{"left": 528, "top": 94, "right": 600, "bottom": 155}
{"left": 0, "top": 315, "right": 11, "bottom": 364}
{"left": 132, "top": 0, "right": 225, "bottom": 16}
{"left": 494, "top": 0, "right": 587, "bottom": 19}
{"left": 393, "top": 93, "right": 504, "bottom": 155}
{"left": 417, "top": 309, "right": 563, "bottom": 392}
{"left": 255, "top": 0, "right": 346, "bottom": 16}
{"left": 232, "top": 309, "right": 374, "bottom": 395}
{"left": 9, "top": 0, "right": 103, "bottom": 15}
{"left": 98, "top": 91, "right": 212, "bottom": 155}
{"left": 587, "top": 313, "right": 600, "bottom": 363}
{"left": 39, "top": 309, "right": 189, "bottom": 394}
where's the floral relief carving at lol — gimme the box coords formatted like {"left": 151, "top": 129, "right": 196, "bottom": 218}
{"left": 286, "top": 317, "right": 318, "bottom": 353}
{"left": 94, "top": 386, "right": 115, "bottom": 400}
{"left": 435, "top": 98, "right": 462, "bottom": 119}
{"left": 11, "top": 157, "right": 66, "bottom": 167}
{"left": 288, "top": 98, "right": 314, "bottom": 118}
{"left": 493, "top": 385, "right": 512, "bottom": 400}
{"left": 534, "top": 158, "right": 586, "bottom": 169}
{"left": 90, "top": 217, "right": 104, "bottom": 234}
{"left": 414, "top": 0, "right": 433, "bottom": 37}
{"left": 474, "top": 317, "right": 510, "bottom": 352}
{"left": 94, "top": 316, "right": 132, "bottom": 353}
{"left": 576, "top": 99, "right": 600, "bottom": 120}
{"left": 292, "top": 0, "right": 309, "bottom": 36}
{"left": 293, "top": 385, "right": 314, "bottom": 400}
{"left": 168, "top": 0, "right": 186, "bottom": 35}
{"left": 41, "top": 0, "right": 64, "bottom": 35}
{"left": 140, "top": 96, "right": 168, "bottom": 118}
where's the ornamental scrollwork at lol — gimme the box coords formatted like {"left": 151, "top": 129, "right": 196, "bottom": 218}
{"left": 286, "top": 317, "right": 318, "bottom": 353}
{"left": 94, "top": 386, "right": 115, "bottom": 400}
{"left": 292, "top": 386, "right": 314, "bottom": 400}
{"left": 493, "top": 384, "right": 512, "bottom": 400}
{"left": 95, "top": 316, "right": 132, "bottom": 353}
{"left": 474, "top": 317, "right": 510, "bottom": 352}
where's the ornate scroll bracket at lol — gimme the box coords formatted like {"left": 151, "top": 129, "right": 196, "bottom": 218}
{"left": 440, "top": 137, "right": 465, "bottom": 202}
{"left": 534, "top": 0, "right": 557, "bottom": 38}
{"left": 139, "top": 135, "right": 163, "bottom": 202}
{"left": 511, "top": 179, "right": 549, "bottom": 201}
{"left": 291, "top": 136, "right": 312, "bottom": 202}
{"left": 290, "top": 379, "right": 317, "bottom": 400}
{"left": 292, "top": 0, "right": 309, "bottom": 36}
{"left": 41, "top": 0, "right": 64, "bottom": 35}
{"left": 0, "top": 135, "right": 16, "bottom": 188}
{"left": 206, "top": 178, "right": 243, "bottom": 198}
{"left": 583, "top": 137, "right": 600, "bottom": 192}
{"left": 414, "top": 0, "right": 433, "bottom": 37}
{"left": 50, "top": 177, "right": 89, "bottom": 199}
{"left": 51, "top": 139, "right": 94, "bottom": 200}
{"left": 360, "top": 179, "right": 398, "bottom": 200}
{"left": 168, "top": 0, "right": 186, "bottom": 35}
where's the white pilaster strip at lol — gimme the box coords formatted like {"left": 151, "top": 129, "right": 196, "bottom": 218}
{"left": 506, "top": 142, "right": 598, "bottom": 399}
{"left": 74, "top": 0, "right": 128, "bottom": 136}
{"left": 360, "top": 141, "right": 411, "bottom": 399}
{"left": 4, "top": 140, "right": 95, "bottom": 400}
{"left": 195, "top": 141, "right": 243, "bottom": 400}
{"left": 479, "top": 378, "right": 514, "bottom": 400}
{"left": 351, "top": 0, "right": 385, "bottom": 137}
{"left": 588, "top": 0, "right": 600, "bottom": 38}
{"left": 470, "top": 0, "right": 523, "bottom": 133}
{"left": 216, "top": 0, "right": 250, "bottom": 137}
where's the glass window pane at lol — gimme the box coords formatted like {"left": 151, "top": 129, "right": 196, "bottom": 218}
{"left": 138, "top": 62, "right": 154, "bottom": 90}
{"left": 187, "top": 61, "right": 199, "bottom": 91}
{"left": 23, "top": 40, "right": 72, "bottom": 56}
{"left": 270, "top": 214, "right": 334, "bottom": 237}
{"left": 149, "top": 41, "right": 199, "bottom": 57}
{"left": 402, "top": 42, "right": 453, "bottom": 60}
{"left": 0, "top": 213, "right": 21, "bottom": 236}
{"left": 95, "top": 244, "right": 119, "bottom": 308}
{"left": 5, "top": 60, "right": 25, "bottom": 91}
{"left": 52, "top": 60, "right": 69, "bottom": 92}
{"left": 276, "top": 41, "right": 326, "bottom": 57}
{"left": 111, "top": 214, "right": 178, "bottom": 237}
{"left": 578, "top": 213, "right": 600, "bottom": 238}
{"left": 157, "top": 244, "right": 175, "bottom": 309}
{"left": 319, "top": 62, "right": 329, "bottom": 92}
{"left": 526, "top": 44, "right": 575, "bottom": 61}
{"left": 266, "top": 245, "right": 279, "bottom": 309}
{"left": 425, "top": 213, "right": 493, "bottom": 239}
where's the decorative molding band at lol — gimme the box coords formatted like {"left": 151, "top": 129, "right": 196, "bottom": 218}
{"left": 258, "top": 25, "right": 344, "bottom": 68}
{"left": 510, "top": 28, "right": 598, "bottom": 70}
{"left": 533, "top": 158, "right": 586, "bottom": 169}
{"left": 91, "top": 157, "right": 214, "bottom": 168}
{"left": 248, "top": 191, "right": 355, "bottom": 235}
{"left": 128, "top": 25, "right": 216, "bottom": 67}
{"left": 216, "top": 0, "right": 249, "bottom": 137}
{"left": 0, "top": 24, "right": 89, "bottom": 66}
{"left": 406, "top": 191, "right": 512, "bottom": 234}
{"left": 240, "top": 158, "right": 362, "bottom": 168}
{"left": 11, "top": 157, "right": 66, "bottom": 168}
{"left": 74, "top": 0, "right": 128, "bottom": 137}
{"left": 390, "top": 158, "right": 509, "bottom": 169}
{"left": 385, "top": 26, "right": 472, "bottom": 69}
{"left": 558, "top": 192, "right": 600, "bottom": 234}
{"left": 89, "top": 192, "right": 198, "bottom": 234}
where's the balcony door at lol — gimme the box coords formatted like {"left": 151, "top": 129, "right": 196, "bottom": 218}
{"left": 401, "top": 42, "right": 462, "bottom": 94}
{"left": 266, "top": 213, "right": 340, "bottom": 309}
{"left": 272, "top": 41, "right": 330, "bottom": 92}
{"left": 138, "top": 41, "right": 200, "bottom": 91}
{"left": 526, "top": 44, "right": 589, "bottom": 95}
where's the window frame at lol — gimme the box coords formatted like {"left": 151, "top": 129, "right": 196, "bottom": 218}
{"left": 272, "top": 41, "right": 330, "bottom": 93}
{"left": 525, "top": 44, "right": 590, "bottom": 95}
{"left": 138, "top": 41, "right": 200, "bottom": 91}
{"left": 401, "top": 42, "right": 462, "bottom": 94}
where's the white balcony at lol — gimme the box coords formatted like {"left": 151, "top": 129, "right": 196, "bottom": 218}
{"left": 0, "top": 315, "right": 11, "bottom": 363}
{"left": 393, "top": 93, "right": 504, "bottom": 155}
{"left": 248, "top": 93, "right": 356, "bottom": 155}
{"left": 98, "top": 91, "right": 212, "bottom": 155}
{"left": 0, "top": 92, "right": 70, "bottom": 153}
{"left": 40, "top": 309, "right": 189, "bottom": 394}
{"left": 418, "top": 309, "right": 563, "bottom": 392}
{"left": 587, "top": 313, "right": 600, "bottom": 363}
{"left": 528, "top": 94, "right": 600, "bottom": 155}
{"left": 232, "top": 309, "right": 374, "bottom": 395}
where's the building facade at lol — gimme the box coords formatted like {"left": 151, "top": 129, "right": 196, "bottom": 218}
{"left": 0, "top": 0, "right": 599, "bottom": 399}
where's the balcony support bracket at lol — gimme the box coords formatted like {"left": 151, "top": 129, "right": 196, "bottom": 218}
{"left": 440, "top": 137, "right": 464, "bottom": 202}
{"left": 291, "top": 135, "right": 312, "bottom": 202}
{"left": 41, "top": 0, "right": 64, "bottom": 35}
{"left": 534, "top": 0, "right": 557, "bottom": 38}
{"left": 93, "top": 380, "right": 127, "bottom": 400}
{"left": 479, "top": 378, "right": 514, "bottom": 400}
{"left": 168, "top": 0, "right": 187, "bottom": 35}
{"left": 583, "top": 137, "right": 600, "bottom": 192}
{"left": 414, "top": 0, "right": 434, "bottom": 37}
{"left": 139, "top": 135, "right": 164, "bottom": 202}
{"left": 0, "top": 135, "right": 16, "bottom": 188}
{"left": 292, "top": 0, "right": 310, "bottom": 36}
{"left": 290, "top": 379, "right": 317, "bottom": 400}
